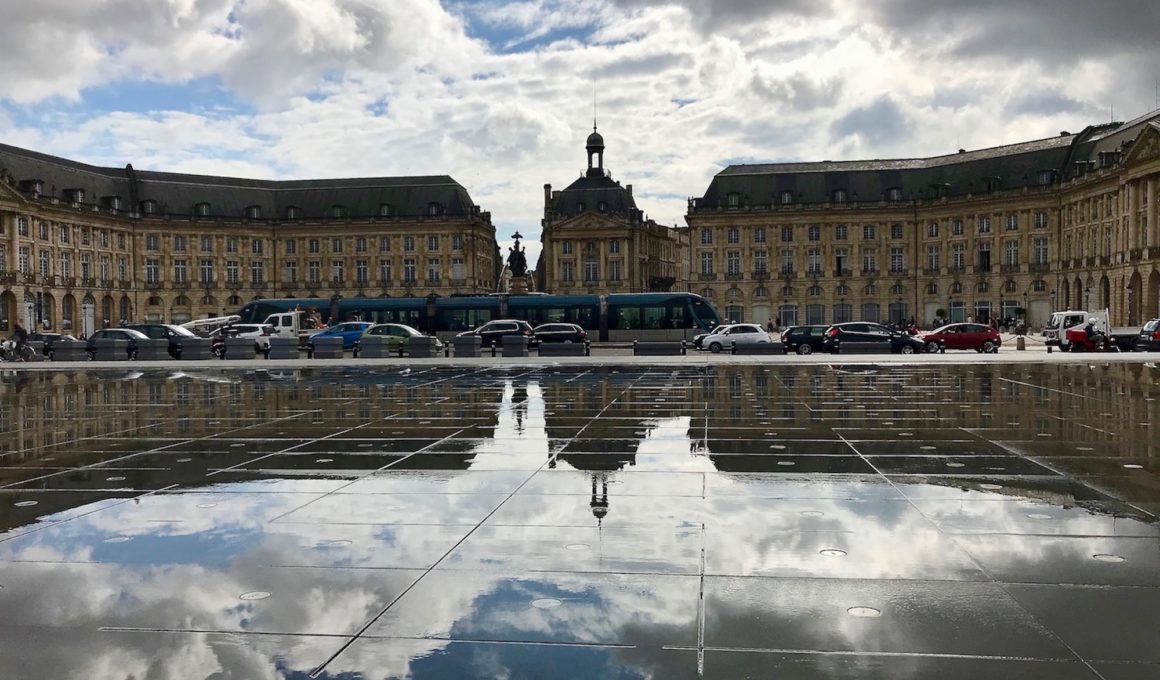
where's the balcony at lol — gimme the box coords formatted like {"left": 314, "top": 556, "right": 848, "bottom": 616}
{"left": 62, "top": 276, "right": 77, "bottom": 288}
{"left": 22, "top": 273, "right": 38, "bottom": 285}
{"left": 860, "top": 268, "right": 878, "bottom": 276}
{"left": 779, "top": 270, "right": 796, "bottom": 280}
{"left": 949, "top": 266, "right": 965, "bottom": 274}
{"left": 1000, "top": 264, "right": 1020, "bottom": 274}
{"left": 1084, "top": 257, "right": 1097, "bottom": 268}
{"left": 1130, "top": 249, "right": 1142, "bottom": 262}
{"left": 889, "top": 268, "right": 908, "bottom": 277}
{"left": 145, "top": 280, "right": 161, "bottom": 290}
{"left": 118, "top": 280, "right": 132, "bottom": 290}
{"left": 725, "top": 272, "right": 744, "bottom": 281}
{"left": 923, "top": 267, "right": 940, "bottom": 276}
{"left": 0, "top": 272, "right": 16, "bottom": 285}
{"left": 172, "top": 281, "right": 191, "bottom": 290}
{"left": 200, "top": 280, "right": 216, "bottom": 289}
{"left": 1029, "top": 263, "right": 1051, "bottom": 273}
{"left": 834, "top": 269, "right": 852, "bottom": 277}
{"left": 698, "top": 273, "right": 718, "bottom": 281}
{"left": 753, "top": 271, "right": 770, "bottom": 281}
{"left": 806, "top": 268, "right": 823, "bottom": 278}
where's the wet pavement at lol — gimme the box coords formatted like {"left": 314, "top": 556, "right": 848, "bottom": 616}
{"left": 0, "top": 362, "right": 1158, "bottom": 679}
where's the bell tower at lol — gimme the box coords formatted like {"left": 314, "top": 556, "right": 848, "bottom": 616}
{"left": 586, "top": 126, "right": 605, "bottom": 178}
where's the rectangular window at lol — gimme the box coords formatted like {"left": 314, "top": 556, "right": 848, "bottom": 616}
{"left": 978, "top": 216, "right": 991, "bottom": 233}
{"left": 379, "top": 237, "right": 390, "bottom": 252}
{"left": 891, "top": 224, "right": 903, "bottom": 239}
{"left": 356, "top": 237, "right": 367, "bottom": 253}
{"left": 174, "top": 235, "right": 186, "bottom": 252}
{"left": 807, "top": 249, "right": 821, "bottom": 274}
{"left": 251, "top": 239, "right": 263, "bottom": 255}
{"left": 285, "top": 239, "right": 296, "bottom": 255}
{"left": 452, "top": 234, "right": 463, "bottom": 250}
{"left": 835, "top": 247, "right": 849, "bottom": 274}
{"left": 754, "top": 227, "right": 766, "bottom": 243}
{"left": 562, "top": 241, "right": 573, "bottom": 255}
{"left": 862, "top": 253, "right": 876, "bottom": 273}
{"left": 331, "top": 260, "right": 344, "bottom": 283}
{"left": 117, "top": 257, "right": 126, "bottom": 280}
{"left": 835, "top": 224, "right": 848, "bottom": 240}
{"left": 250, "top": 261, "right": 264, "bottom": 284}
{"left": 727, "top": 251, "right": 741, "bottom": 275}
{"left": 200, "top": 259, "right": 214, "bottom": 284}
{"left": 356, "top": 260, "right": 368, "bottom": 284}
{"left": 145, "top": 258, "right": 159, "bottom": 284}
{"left": 700, "top": 252, "right": 714, "bottom": 276}
{"left": 146, "top": 233, "right": 159, "bottom": 251}
{"left": 226, "top": 261, "right": 239, "bottom": 285}
{"left": 584, "top": 257, "right": 599, "bottom": 282}
{"left": 80, "top": 254, "right": 91, "bottom": 280}
{"left": 562, "top": 261, "right": 574, "bottom": 282}
{"left": 952, "top": 220, "right": 963, "bottom": 235}
{"left": 332, "top": 238, "right": 343, "bottom": 254}
{"left": 173, "top": 259, "right": 187, "bottom": 283}
{"left": 98, "top": 256, "right": 109, "bottom": 281}
{"left": 308, "top": 261, "right": 321, "bottom": 284}
{"left": 309, "top": 239, "right": 320, "bottom": 254}
{"left": 609, "top": 240, "right": 621, "bottom": 254}
{"left": 927, "top": 222, "right": 939, "bottom": 238}
{"left": 609, "top": 260, "right": 622, "bottom": 282}
{"left": 862, "top": 225, "right": 876, "bottom": 240}
{"left": 427, "top": 235, "right": 439, "bottom": 251}
{"left": 428, "top": 258, "right": 441, "bottom": 283}
{"left": 17, "top": 217, "right": 29, "bottom": 237}
{"left": 927, "top": 246, "right": 940, "bottom": 270}
{"left": 1005, "top": 240, "right": 1019, "bottom": 266}
{"left": 404, "top": 258, "right": 416, "bottom": 282}
{"left": 889, "top": 247, "right": 904, "bottom": 273}
{"left": 59, "top": 253, "right": 72, "bottom": 277}
{"left": 451, "top": 257, "right": 465, "bottom": 282}
{"left": 284, "top": 262, "right": 297, "bottom": 283}
{"left": 1006, "top": 214, "right": 1018, "bottom": 231}
{"left": 39, "top": 250, "right": 50, "bottom": 277}
{"left": 808, "top": 225, "right": 820, "bottom": 242}
{"left": 951, "top": 245, "right": 965, "bottom": 270}
{"left": 99, "top": 230, "right": 109, "bottom": 247}
{"left": 226, "top": 237, "right": 238, "bottom": 253}
{"left": 1034, "top": 238, "right": 1049, "bottom": 264}
{"left": 201, "top": 236, "right": 212, "bottom": 253}
{"left": 700, "top": 228, "right": 712, "bottom": 244}
{"left": 404, "top": 236, "right": 415, "bottom": 251}
{"left": 378, "top": 260, "right": 391, "bottom": 283}
{"left": 60, "top": 225, "right": 70, "bottom": 244}
{"left": 1034, "top": 211, "right": 1048, "bottom": 229}
{"left": 780, "top": 226, "right": 793, "bottom": 243}
{"left": 38, "top": 222, "right": 48, "bottom": 241}
{"left": 778, "top": 249, "right": 792, "bottom": 274}
{"left": 977, "top": 242, "right": 992, "bottom": 272}
{"left": 754, "top": 250, "right": 768, "bottom": 275}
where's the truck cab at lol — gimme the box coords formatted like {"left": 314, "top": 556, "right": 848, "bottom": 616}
{"left": 264, "top": 310, "right": 326, "bottom": 346}
{"left": 1043, "top": 310, "right": 1091, "bottom": 348}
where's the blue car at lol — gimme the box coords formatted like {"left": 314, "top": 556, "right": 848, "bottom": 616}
{"left": 311, "top": 321, "right": 373, "bottom": 349}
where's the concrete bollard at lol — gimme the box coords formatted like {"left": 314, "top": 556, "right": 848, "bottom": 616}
{"left": 1017, "top": 336, "right": 1026, "bottom": 351}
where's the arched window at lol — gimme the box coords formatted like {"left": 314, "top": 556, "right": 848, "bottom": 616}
{"left": 890, "top": 284, "right": 905, "bottom": 296}
{"left": 146, "top": 295, "right": 162, "bottom": 306}
{"left": 832, "top": 188, "right": 847, "bottom": 203}
{"left": 227, "top": 295, "right": 242, "bottom": 306}
{"left": 700, "top": 287, "right": 715, "bottom": 299}
{"left": 926, "top": 283, "right": 939, "bottom": 295}
{"left": 1004, "top": 280, "right": 1017, "bottom": 293}
{"left": 780, "top": 286, "right": 794, "bottom": 298}
{"left": 863, "top": 284, "right": 877, "bottom": 296}
{"left": 754, "top": 286, "right": 768, "bottom": 298}
{"left": 193, "top": 202, "right": 210, "bottom": 217}
{"left": 727, "top": 287, "right": 742, "bottom": 301}
{"left": 951, "top": 282, "right": 963, "bottom": 294}
{"left": 808, "top": 285, "right": 822, "bottom": 296}
{"left": 200, "top": 295, "right": 216, "bottom": 306}
{"left": 1033, "top": 279, "right": 1047, "bottom": 292}
{"left": 977, "top": 281, "right": 989, "bottom": 293}
{"left": 174, "top": 295, "right": 191, "bottom": 307}
{"left": 836, "top": 284, "right": 850, "bottom": 297}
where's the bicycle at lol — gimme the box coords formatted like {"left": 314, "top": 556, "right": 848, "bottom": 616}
{"left": 0, "top": 340, "right": 36, "bottom": 363}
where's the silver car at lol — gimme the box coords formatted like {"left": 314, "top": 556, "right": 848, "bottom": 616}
{"left": 701, "top": 324, "right": 773, "bottom": 353}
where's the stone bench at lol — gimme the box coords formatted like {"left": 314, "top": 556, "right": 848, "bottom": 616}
{"left": 407, "top": 336, "right": 440, "bottom": 358}
{"left": 732, "top": 342, "right": 786, "bottom": 355}
{"left": 177, "top": 337, "right": 215, "bottom": 361}
{"left": 310, "top": 336, "right": 344, "bottom": 359}
{"left": 51, "top": 340, "right": 90, "bottom": 362}
{"left": 538, "top": 342, "right": 588, "bottom": 357}
{"left": 454, "top": 335, "right": 483, "bottom": 358}
{"left": 357, "top": 335, "right": 394, "bottom": 359}
{"left": 501, "top": 335, "right": 529, "bottom": 357}
{"left": 94, "top": 338, "right": 130, "bottom": 362}
{"left": 136, "top": 338, "right": 171, "bottom": 361}
{"left": 831, "top": 341, "right": 893, "bottom": 355}
{"left": 633, "top": 341, "right": 685, "bottom": 356}
{"left": 266, "top": 336, "right": 299, "bottom": 360}
{"left": 224, "top": 337, "right": 257, "bottom": 360}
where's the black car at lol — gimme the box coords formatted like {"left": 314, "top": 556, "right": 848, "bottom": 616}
{"left": 1137, "top": 319, "right": 1160, "bottom": 351}
{"left": 779, "top": 325, "right": 829, "bottom": 355}
{"left": 27, "top": 332, "right": 79, "bottom": 359}
{"left": 533, "top": 323, "right": 587, "bottom": 344}
{"left": 127, "top": 323, "right": 198, "bottom": 359}
{"left": 86, "top": 328, "right": 149, "bottom": 360}
{"left": 692, "top": 325, "right": 727, "bottom": 350}
{"left": 457, "top": 319, "right": 538, "bottom": 347}
{"left": 821, "top": 322, "right": 924, "bottom": 355}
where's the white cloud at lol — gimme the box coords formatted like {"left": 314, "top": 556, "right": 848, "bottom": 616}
{"left": 2, "top": 0, "right": 1157, "bottom": 257}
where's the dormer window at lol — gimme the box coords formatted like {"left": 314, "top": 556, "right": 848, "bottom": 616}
{"left": 140, "top": 199, "right": 158, "bottom": 215}
{"left": 886, "top": 187, "right": 903, "bottom": 202}
{"left": 982, "top": 177, "right": 1001, "bottom": 193}
{"left": 245, "top": 205, "right": 261, "bottom": 219}
{"left": 427, "top": 202, "right": 442, "bottom": 216}
{"left": 598, "top": 201, "right": 607, "bottom": 212}
{"left": 65, "top": 188, "right": 85, "bottom": 204}
{"left": 576, "top": 202, "right": 585, "bottom": 213}
{"left": 379, "top": 203, "right": 393, "bottom": 217}
{"left": 101, "top": 196, "right": 122, "bottom": 211}
{"left": 1037, "top": 170, "right": 1054, "bottom": 186}
{"left": 779, "top": 190, "right": 794, "bottom": 205}
{"left": 332, "top": 205, "right": 348, "bottom": 219}
{"left": 19, "top": 179, "right": 44, "bottom": 196}
{"left": 285, "top": 206, "right": 300, "bottom": 220}
{"left": 726, "top": 192, "right": 740, "bottom": 208}
{"left": 832, "top": 189, "right": 847, "bottom": 203}
{"left": 194, "top": 202, "right": 211, "bottom": 217}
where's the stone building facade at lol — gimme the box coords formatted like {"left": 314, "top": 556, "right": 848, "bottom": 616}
{"left": 0, "top": 144, "right": 497, "bottom": 335}
{"left": 687, "top": 112, "right": 1160, "bottom": 328}
{"left": 536, "top": 129, "right": 688, "bottom": 294}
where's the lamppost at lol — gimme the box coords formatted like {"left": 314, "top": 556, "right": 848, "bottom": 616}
{"left": 1084, "top": 287, "right": 1091, "bottom": 311}
{"left": 1127, "top": 284, "right": 1134, "bottom": 326}
{"left": 1051, "top": 290, "right": 1057, "bottom": 314}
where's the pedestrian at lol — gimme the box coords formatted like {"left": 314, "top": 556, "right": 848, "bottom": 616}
{"left": 765, "top": 319, "right": 775, "bottom": 334}
{"left": 775, "top": 316, "right": 782, "bottom": 331}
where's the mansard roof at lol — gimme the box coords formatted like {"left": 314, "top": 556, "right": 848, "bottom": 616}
{"left": 0, "top": 143, "right": 482, "bottom": 220}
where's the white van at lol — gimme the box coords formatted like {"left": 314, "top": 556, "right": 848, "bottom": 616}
{"left": 264, "top": 310, "right": 326, "bottom": 346}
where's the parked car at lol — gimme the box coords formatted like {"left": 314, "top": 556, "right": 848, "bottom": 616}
{"left": 126, "top": 323, "right": 198, "bottom": 359}
{"left": 920, "top": 323, "right": 1002, "bottom": 353}
{"left": 356, "top": 323, "right": 444, "bottom": 353}
{"left": 821, "top": 322, "right": 925, "bottom": 354}
{"left": 308, "top": 321, "right": 373, "bottom": 350}
{"left": 1137, "top": 318, "right": 1160, "bottom": 351}
{"left": 27, "top": 332, "right": 78, "bottom": 360}
{"left": 692, "top": 324, "right": 727, "bottom": 350}
{"left": 779, "top": 325, "right": 829, "bottom": 355}
{"left": 86, "top": 328, "right": 149, "bottom": 360}
{"left": 457, "top": 319, "right": 537, "bottom": 347}
{"left": 702, "top": 323, "right": 772, "bottom": 353}
{"left": 533, "top": 323, "right": 587, "bottom": 344}
{"left": 212, "top": 323, "right": 275, "bottom": 353}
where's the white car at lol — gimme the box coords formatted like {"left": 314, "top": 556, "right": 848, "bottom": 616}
{"left": 702, "top": 323, "right": 773, "bottom": 353}
{"left": 213, "top": 323, "right": 274, "bottom": 351}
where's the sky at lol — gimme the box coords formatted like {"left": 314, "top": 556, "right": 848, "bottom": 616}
{"left": 2, "top": 0, "right": 1159, "bottom": 267}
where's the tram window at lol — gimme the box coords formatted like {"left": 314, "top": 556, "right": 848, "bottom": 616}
{"left": 611, "top": 306, "right": 640, "bottom": 330}
{"left": 437, "top": 308, "right": 493, "bottom": 331}
{"left": 642, "top": 303, "right": 688, "bottom": 329}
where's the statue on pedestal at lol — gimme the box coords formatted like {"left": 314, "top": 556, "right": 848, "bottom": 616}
{"left": 507, "top": 231, "right": 528, "bottom": 278}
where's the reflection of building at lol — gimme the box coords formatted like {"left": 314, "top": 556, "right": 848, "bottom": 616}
{"left": 0, "top": 144, "right": 498, "bottom": 334}
{"left": 686, "top": 112, "right": 1160, "bottom": 327}
{"left": 536, "top": 129, "right": 689, "bottom": 294}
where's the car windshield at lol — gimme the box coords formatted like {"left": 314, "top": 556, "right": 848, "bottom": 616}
{"left": 1045, "top": 316, "right": 1062, "bottom": 329}
{"left": 1144, "top": 320, "right": 1159, "bottom": 331}
{"left": 170, "top": 326, "right": 197, "bottom": 337}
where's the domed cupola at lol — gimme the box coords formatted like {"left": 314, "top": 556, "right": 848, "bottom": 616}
{"left": 586, "top": 126, "right": 605, "bottom": 178}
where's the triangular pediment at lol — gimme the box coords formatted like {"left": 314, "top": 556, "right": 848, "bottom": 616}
{"left": 550, "top": 211, "right": 626, "bottom": 233}
{"left": 1123, "top": 122, "right": 1160, "bottom": 167}
{"left": 0, "top": 177, "right": 26, "bottom": 203}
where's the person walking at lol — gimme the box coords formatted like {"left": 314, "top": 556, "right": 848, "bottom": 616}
{"left": 765, "top": 319, "right": 775, "bottom": 334}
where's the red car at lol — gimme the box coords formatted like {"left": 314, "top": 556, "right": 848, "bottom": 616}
{"left": 920, "top": 323, "right": 1002, "bottom": 353}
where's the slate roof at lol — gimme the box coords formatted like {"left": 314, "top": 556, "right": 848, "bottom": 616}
{"left": 696, "top": 110, "right": 1160, "bottom": 209}
{"left": 551, "top": 173, "right": 638, "bottom": 219}
{"left": 0, "top": 143, "right": 481, "bottom": 220}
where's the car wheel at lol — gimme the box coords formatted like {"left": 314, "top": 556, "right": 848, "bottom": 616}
{"left": 563, "top": 339, "right": 573, "bottom": 344}
{"left": 982, "top": 340, "right": 996, "bottom": 353}
{"left": 797, "top": 344, "right": 812, "bottom": 355}
{"left": 899, "top": 344, "right": 916, "bottom": 355}
{"left": 925, "top": 341, "right": 939, "bottom": 353}
{"left": 708, "top": 342, "right": 723, "bottom": 353}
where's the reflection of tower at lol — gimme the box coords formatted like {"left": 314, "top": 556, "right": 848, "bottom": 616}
{"left": 589, "top": 473, "right": 609, "bottom": 526}
{"left": 513, "top": 383, "right": 528, "bottom": 433}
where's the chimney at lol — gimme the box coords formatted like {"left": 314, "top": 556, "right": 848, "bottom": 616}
{"left": 543, "top": 183, "right": 551, "bottom": 207}
{"left": 626, "top": 184, "right": 633, "bottom": 197}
